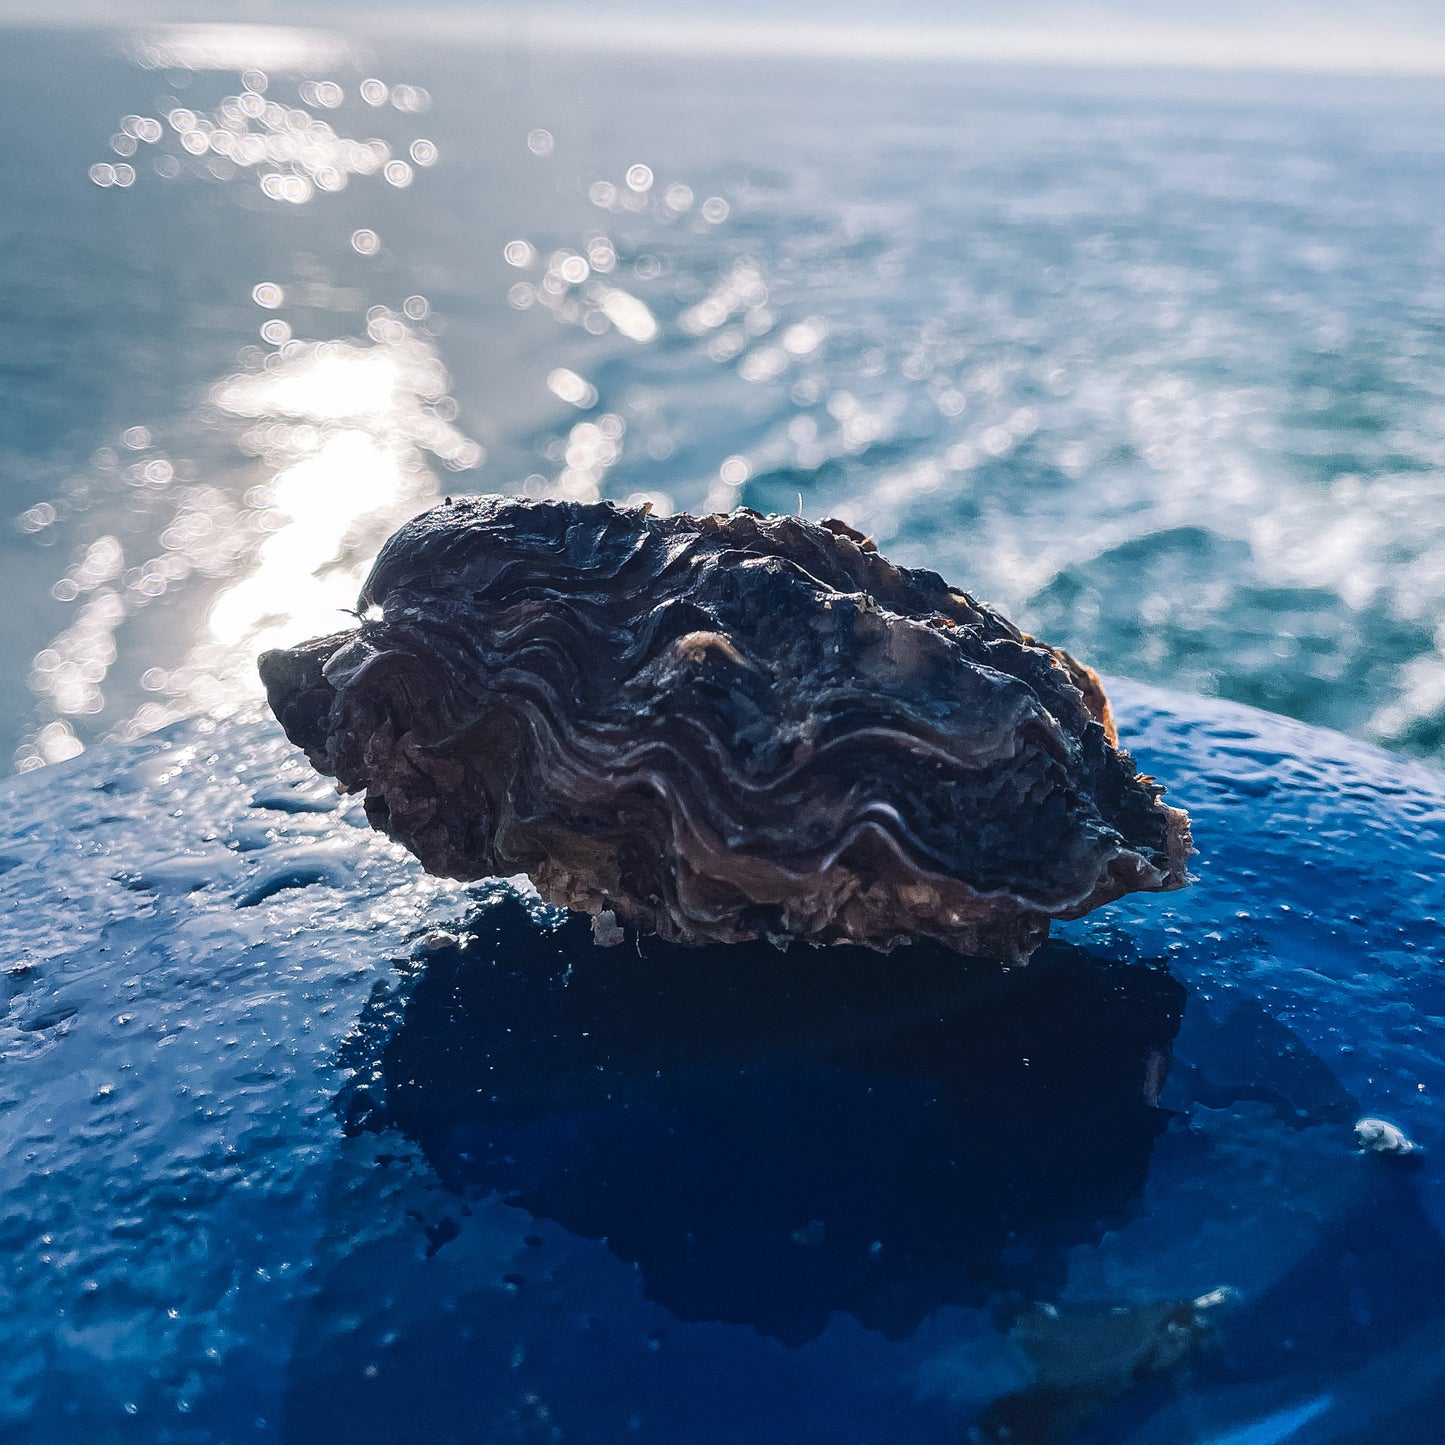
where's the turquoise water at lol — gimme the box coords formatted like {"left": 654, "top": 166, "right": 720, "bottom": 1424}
{"left": 4, "top": 26, "right": 1445, "bottom": 772}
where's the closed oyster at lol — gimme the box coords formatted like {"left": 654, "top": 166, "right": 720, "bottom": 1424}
{"left": 259, "top": 496, "right": 1190, "bottom": 960}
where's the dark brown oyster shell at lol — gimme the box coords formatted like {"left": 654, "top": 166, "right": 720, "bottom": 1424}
{"left": 259, "top": 496, "right": 1191, "bottom": 961}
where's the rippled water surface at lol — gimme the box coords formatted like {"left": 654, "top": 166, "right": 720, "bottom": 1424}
{"left": 5, "top": 25, "right": 1445, "bottom": 771}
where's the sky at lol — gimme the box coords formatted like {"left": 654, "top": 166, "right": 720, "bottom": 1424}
{"left": 5, "top": 0, "right": 1445, "bottom": 76}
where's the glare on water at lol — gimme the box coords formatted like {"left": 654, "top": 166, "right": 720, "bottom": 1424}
{"left": 11, "top": 24, "right": 1445, "bottom": 775}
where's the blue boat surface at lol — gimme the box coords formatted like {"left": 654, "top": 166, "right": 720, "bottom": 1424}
{"left": 1, "top": 679, "right": 1442, "bottom": 1443}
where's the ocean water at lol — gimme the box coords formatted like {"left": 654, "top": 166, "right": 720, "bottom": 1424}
{"left": 5, "top": 24, "right": 1445, "bottom": 774}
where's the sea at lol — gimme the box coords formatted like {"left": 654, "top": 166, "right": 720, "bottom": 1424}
{"left": 4, "top": 22, "right": 1445, "bottom": 773}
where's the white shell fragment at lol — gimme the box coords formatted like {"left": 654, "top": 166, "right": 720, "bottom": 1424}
{"left": 1354, "top": 1116, "right": 1420, "bottom": 1155}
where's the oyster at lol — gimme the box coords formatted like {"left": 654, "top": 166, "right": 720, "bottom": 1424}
{"left": 259, "top": 496, "right": 1190, "bottom": 960}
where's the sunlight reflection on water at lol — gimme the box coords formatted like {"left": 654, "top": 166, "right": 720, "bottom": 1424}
{"left": 15, "top": 34, "right": 746, "bottom": 769}
{"left": 126, "top": 25, "right": 355, "bottom": 76}
{"left": 14, "top": 51, "right": 474, "bottom": 770}
{"left": 11, "top": 26, "right": 1445, "bottom": 772}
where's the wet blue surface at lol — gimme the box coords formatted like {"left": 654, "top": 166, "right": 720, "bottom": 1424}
{"left": 1, "top": 680, "right": 1443, "bottom": 1442}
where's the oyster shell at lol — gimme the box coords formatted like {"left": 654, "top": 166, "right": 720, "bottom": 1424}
{"left": 259, "top": 496, "right": 1190, "bottom": 960}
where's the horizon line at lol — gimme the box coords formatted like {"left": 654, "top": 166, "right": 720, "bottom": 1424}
{"left": 7, "top": 10, "right": 1445, "bottom": 81}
